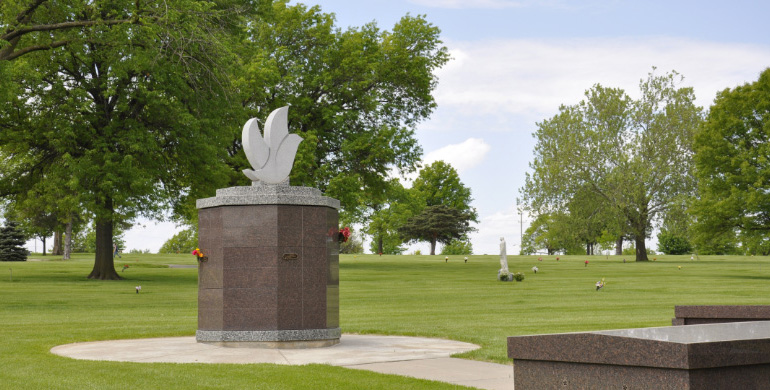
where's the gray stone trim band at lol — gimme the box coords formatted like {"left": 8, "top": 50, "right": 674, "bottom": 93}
{"left": 196, "top": 328, "right": 341, "bottom": 342}
{"left": 197, "top": 185, "right": 340, "bottom": 209}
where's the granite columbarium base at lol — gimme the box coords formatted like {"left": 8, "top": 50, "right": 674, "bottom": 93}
{"left": 196, "top": 184, "right": 340, "bottom": 348}
{"left": 508, "top": 321, "right": 770, "bottom": 389}
{"left": 672, "top": 305, "right": 770, "bottom": 325}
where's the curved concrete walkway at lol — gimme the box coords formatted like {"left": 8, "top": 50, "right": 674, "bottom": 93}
{"left": 52, "top": 334, "right": 513, "bottom": 389}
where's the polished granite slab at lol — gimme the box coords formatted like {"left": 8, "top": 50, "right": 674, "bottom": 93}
{"left": 508, "top": 321, "right": 770, "bottom": 389}
{"left": 673, "top": 305, "right": 770, "bottom": 325}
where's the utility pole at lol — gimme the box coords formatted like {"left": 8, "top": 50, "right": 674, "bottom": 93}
{"left": 516, "top": 200, "right": 523, "bottom": 254}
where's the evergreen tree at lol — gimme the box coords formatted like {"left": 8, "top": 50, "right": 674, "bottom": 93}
{"left": 0, "top": 220, "right": 28, "bottom": 261}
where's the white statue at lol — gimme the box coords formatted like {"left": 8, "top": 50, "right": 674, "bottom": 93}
{"left": 242, "top": 106, "right": 303, "bottom": 184}
{"left": 499, "top": 237, "right": 509, "bottom": 273}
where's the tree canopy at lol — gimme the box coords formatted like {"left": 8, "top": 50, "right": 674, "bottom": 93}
{"left": 691, "top": 67, "right": 770, "bottom": 255}
{"left": 0, "top": 0, "right": 247, "bottom": 278}
{"left": 1, "top": 1, "right": 450, "bottom": 275}
{"left": 521, "top": 70, "right": 703, "bottom": 261}
{"left": 398, "top": 204, "right": 476, "bottom": 255}
{"left": 230, "top": 2, "right": 449, "bottom": 222}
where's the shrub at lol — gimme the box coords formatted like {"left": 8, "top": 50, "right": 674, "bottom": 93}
{"left": 159, "top": 228, "right": 198, "bottom": 254}
{"left": 441, "top": 238, "right": 472, "bottom": 255}
{"left": 512, "top": 272, "right": 525, "bottom": 282}
{"left": 657, "top": 230, "right": 693, "bottom": 255}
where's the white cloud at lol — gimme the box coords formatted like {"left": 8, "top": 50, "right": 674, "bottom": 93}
{"left": 409, "top": 0, "right": 525, "bottom": 9}
{"left": 469, "top": 202, "right": 525, "bottom": 255}
{"left": 434, "top": 37, "right": 770, "bottom": 123}
{"left": 424, "top": 138, "right": 491, "bottom": 173}
{"left": 122, "top": 221, "right": 184, "bottom": 253}
{"left": 398, "top": 137, "right": 491, "bottom": 187}
{"left": 409, "top": 0, "right": 596, "bottom": 10}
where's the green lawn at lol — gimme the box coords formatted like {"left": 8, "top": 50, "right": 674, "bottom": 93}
{"left": 2, "top": 253, "right": 769, "bottom": 389}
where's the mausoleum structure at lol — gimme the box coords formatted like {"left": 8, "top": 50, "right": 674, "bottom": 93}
{"left": 195, "top": 107, "right": 340, "bottom": 347}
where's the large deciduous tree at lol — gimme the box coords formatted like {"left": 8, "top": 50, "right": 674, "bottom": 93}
{"left": 231, "top": 2, "right": 449, "bottom": 222}
{"left": 412, "top": 161, "right": 478, "bottom": 219}
{"left": 392, "top": 161, "right": 478, "bottom": 255}
{"left": 0, "top": 0, "right": 150, "bottom": 61}
{"left": 521, "top": 70, "right": 703, "bottom": 261}
{"left": 0, "top": 0, "right": 248, "bottom": 279}
{"left": 691, "top": 67, "right": 770, "bottom": 255}
{"left": 398, "top": 205, "right": 476, "bottom": 255}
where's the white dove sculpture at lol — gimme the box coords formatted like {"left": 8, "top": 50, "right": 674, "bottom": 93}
{"left": 242, "top": 106, "right": 303, "bottom": 185}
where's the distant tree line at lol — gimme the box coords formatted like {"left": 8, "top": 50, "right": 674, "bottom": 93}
{"left": 520, "top": 68, "right": 770, "bottom": 259}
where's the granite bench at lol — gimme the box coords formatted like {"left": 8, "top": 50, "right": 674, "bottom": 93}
{"left": 672, "top": 305, "right": 770, "bottom": 325}
{"left": 508, "top": 321, "right": 770, "bottom": 389}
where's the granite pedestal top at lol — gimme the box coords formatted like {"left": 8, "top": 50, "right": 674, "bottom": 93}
{"left": 197, "top": 185, "right": 340, "bottom": 209}
{"left": 673, "top": 305, "right": 770, "bottom": 325}
{"left": 508, "top": 320, "right": 770, "bottom": 369}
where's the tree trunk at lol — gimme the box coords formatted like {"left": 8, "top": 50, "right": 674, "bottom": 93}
{"left": 430, "top": 238, "right": 437, "bottom": 255}
{"left": 41, "top": 236, "right": 47, "bottom": 256}
{"left": 88, "top": 201, "right": 121, "bottom": 280}
{"left": 377, "top": 235, "right": 383, "bottom": 255}
{"left": 615, "top": 237, "right": 623, "bottom": 255}
{"left": 63, "top": 220, "right": 72, "bottom": 260}
{"left": 52, "top": 231, "right": 63, "bottom": 255}
{"left": 635, "top": 235, "right": 649, "bottom": 261}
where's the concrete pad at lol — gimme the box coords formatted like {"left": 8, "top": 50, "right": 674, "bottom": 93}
{"left": 51, "top": 334, "right": 514, "bottom": 389}
{"left": 51, "top": 334, "right": 479, "bottom": 366}
{"left": 345, "top": 357, "right": 513, "bottom": 390}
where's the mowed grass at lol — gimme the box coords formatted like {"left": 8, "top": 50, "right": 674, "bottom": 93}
{"left": 1, "top": 252, "right": 769, "bottom": 389}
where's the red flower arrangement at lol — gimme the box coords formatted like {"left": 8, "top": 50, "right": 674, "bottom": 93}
{"left": 338, "top": 227, "right": 351, "bottom": 243}
{"left": 192, "top": 248, "right": 208, "bottom": 263}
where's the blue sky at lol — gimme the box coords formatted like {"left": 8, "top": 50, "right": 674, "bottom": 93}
{"left": 36, "top": 0, "right": 768, "bottom": 256}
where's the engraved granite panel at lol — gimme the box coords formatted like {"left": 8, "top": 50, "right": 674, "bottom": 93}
{"left": 223, "top": 288, "right": 277, "bottom": 309}
{"left": 277, "top": 206, "right": 303, "bottom": 247}
{"left": 198, "top": 226, "right": 222, "bottom": 252}
{"left": 198, "top": 288, "right": 224, "bottom": 330}
{"left": 198, "top": 262, "right": 223, "bottom": 289}
{"left": 221, "top": 205, "right": 260, "bottom": 227}
{"left": 277, "top": 305, "right": 303, "bottom": 330}
{"left": 222, "top": 226, "right": 260, "bottom": 248}
{"left": 302, "top": 246, "right": 327, "bottom": 269}
{"left": 302, "top": 267, "right": 327, "bottom": 329}
{"left": 277, "top": 267, "right": 302, "bottom": 306}
{"left": 223, "top": 307, "right": 278, "bottom": 330}
{"left": 198, "top": 307, "right": 223, "bottom": 330}
{"left": 303, "top": 304, "right": 326, "bottom": 329}
{"left": 223, "top": 247, "right": 280, "bottom": 269}
{"left": 198, "top": 207, "right": 222, "bottom": 229}
{"left": 223, "top": 267, "right": 278, "bottom": 289}
{"left": 198, "top": 288, "right": 223, "bottom": 309}
{"left": 328, "top": 256, "right": 339, "bottom": 284}
{"left": 302, "top": 206, "right": 328, "bottom": 247}
{"left": 326, "top": 285, "right": 339, "bottom": 328}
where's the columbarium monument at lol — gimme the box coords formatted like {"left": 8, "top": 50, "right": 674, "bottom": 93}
{"left": 196, "top": 107, "right": 340, "bottom": 347}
